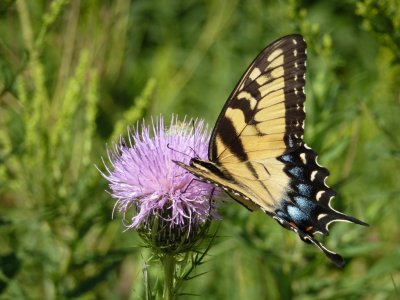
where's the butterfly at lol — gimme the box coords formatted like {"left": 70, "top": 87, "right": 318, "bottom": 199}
{"left": 174, "top": 34, "right": 368, "bottom": 267}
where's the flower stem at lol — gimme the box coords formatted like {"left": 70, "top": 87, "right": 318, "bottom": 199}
{"left": 162, "top": 254, "right": 176, "bottom": 300}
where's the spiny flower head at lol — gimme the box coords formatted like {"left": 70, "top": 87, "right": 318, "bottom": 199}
{"left": 101, "top": 115, "right": 220, "bottom": 253}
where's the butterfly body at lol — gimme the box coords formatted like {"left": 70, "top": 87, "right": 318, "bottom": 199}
{"left": 175, "top": 34, "right": 368, "bottom": 267}
{"left": 175, "top": 158, "right": 262, "bottom": 211}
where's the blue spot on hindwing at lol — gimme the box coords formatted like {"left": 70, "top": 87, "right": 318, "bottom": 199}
{"left": 297, "top": 183, "right": 312, "bottom": 197}
{"left": 288, "top": 166, "right": 304, "bottom": 179}
{"left": 281, "top": 154, "right": 295, "bottom": 163}
{"left": 276, "top": 209, "right": 288, "bottom": 220}
{"left": 287, "top": 205, "right": 307, "bottom": 223}
{"left": 293, "top": 196, "right": 317, "bottom": 214}
{"left": 288, "top": 135, "right": 294, "bottom": 147}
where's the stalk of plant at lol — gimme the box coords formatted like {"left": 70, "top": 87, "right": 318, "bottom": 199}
{"left": 100, "top": 116, "right": 221, "bottom": 299}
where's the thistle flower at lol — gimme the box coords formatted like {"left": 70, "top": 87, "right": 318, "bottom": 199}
{"left": 101, "top": 115, "right": 220, "bottom": 253}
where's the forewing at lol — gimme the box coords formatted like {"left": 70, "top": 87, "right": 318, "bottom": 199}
{"left": 209, "top": 34, "right": 307, "bottom": 163}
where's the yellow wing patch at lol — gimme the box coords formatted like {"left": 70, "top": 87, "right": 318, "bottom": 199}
{"left": 267, "top": 49, "right": 283, "bottom": 62}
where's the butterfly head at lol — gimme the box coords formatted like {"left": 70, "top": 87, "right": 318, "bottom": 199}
{"left": 189, "top": 157, "right": 209, "bottom": 168}
{"left": 173, "top": 158, "right": 226, "bottom": 182}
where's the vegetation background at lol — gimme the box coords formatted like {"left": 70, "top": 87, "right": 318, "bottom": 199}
{"left": 0, "top": 0, "right": 399, "bottom": 299}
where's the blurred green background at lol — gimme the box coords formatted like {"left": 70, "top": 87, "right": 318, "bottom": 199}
{"left": 1, "top": 0, "right": 399, "bottom": 299}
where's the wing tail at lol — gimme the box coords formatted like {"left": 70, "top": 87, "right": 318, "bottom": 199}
{"left": 270, "top": 213, "right": 345, "bottom": 267}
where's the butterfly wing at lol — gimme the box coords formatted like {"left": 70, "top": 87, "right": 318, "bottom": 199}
{"left": 205, "top": 34, "right": 368, "bottom": 267}
{"left": 207, "top": 34, "right": 307, "bottom": 210}
{"left": 209, "top": 34, "right": 306, "bottom": 163}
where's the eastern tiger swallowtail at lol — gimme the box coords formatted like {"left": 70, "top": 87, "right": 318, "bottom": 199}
{"left": 174, "top": 34, "right": 368, "bottom": 267}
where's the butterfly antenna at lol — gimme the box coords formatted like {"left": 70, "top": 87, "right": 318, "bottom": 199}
{"left": 188, "top": 146, "right": 201, "bottom": 159}
{"left": 166, "top": 143, "right": 192, "bottom": 158}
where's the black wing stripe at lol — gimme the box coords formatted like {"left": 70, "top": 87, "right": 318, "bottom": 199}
{"left": 217, "top": 117, "right": 248, "bottom": 162}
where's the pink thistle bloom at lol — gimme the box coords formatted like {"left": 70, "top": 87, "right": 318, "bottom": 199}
{"left": 101, "top": 116, "right": 220, "bottom": 252}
